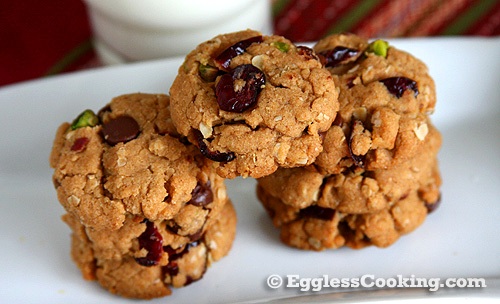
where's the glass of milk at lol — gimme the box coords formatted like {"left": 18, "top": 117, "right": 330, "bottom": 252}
{"left": 83, "top": 0, "right": 273, "bottom": 65}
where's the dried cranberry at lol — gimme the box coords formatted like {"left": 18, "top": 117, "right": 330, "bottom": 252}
{"left": 216, "top": 64, "right": 265, "bottom": 113}
{"left": 319, "top": 47, "right": 359, "bottom": 68}
{"left": 71, "top": 137, "right": 89, "bottom": 152}
{"left": 164, "top": 262, "right": 179, "bottom": 276}
{"left": 215, "top": 36, "right": 263, "bottom": 69}
{"left": 193, "top": 130, "right": 236, "bottom": 162}
{"left": 296, "top": 46, "right": 319, "bottom": 61}
{"left": 348, "top": 120, "right": 366, "bottom": 169}
{"left": 189, "top": 181, "right": 213, "bottom": 207}
{"left": 166, "top": 221, "right": 204, "bottom": 241}
{"left": 380, "top": 77, "right": 419, "bottom": 98}
{"left": 187, "top": 228, "right": 204, "bottom": 242}
{"left": 332, "top": 115, "right": 343, "bottom": 127}
{"left": 299, "top": 205, "right": 335, "bottom": 221}
{"left": 101, "top": 115, "right": 140, "bottom": 145}
{"left": 166, "top": 222, "right": 181, "bottom": 235}
{"left": 135, "top": 219, "right": 163, "bottom": 267}
{"left": 163, "top": 245, "right": 177, "bottom": 257}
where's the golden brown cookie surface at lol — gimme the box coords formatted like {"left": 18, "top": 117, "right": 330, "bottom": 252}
{"left": 257, "top": 34, "right": 442, "bottom": 251}
{"left": 63, "top": 200, "right": 237, "bottom": 299}
{"left": 50, "top": 93, "right": 237, "bottom": 299}
{"left": 258, "top": 113, "right": 441, "bottom": 252}
{"left": 313, "top": 34, "right": 437, "bottom": 173}
{"left": 170, "top": 30, "right": 339, "bottom": 178}
{"left": 50, "top": 94, "right": 227, "bottom": 232}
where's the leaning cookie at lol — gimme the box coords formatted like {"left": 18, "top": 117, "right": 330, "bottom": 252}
{"left": 257, "top": 121, "right": 441, "bottom": 251}
{"left": 50, "top": 93, "right": 228, "bottom": 232}
{"left": 63, "top": 199, "right": 237, "bottom": 299}
{"left": 170, "top": 29, "right": 339, "bottom": 178}
{"left": 313, "top": 33, "right": 437, "bottom": 173}
{"left": 258, "top": 121, "right": 442, "bottom": 214}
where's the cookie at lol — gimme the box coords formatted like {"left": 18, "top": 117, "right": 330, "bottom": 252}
{"left": 63, "top": 199, "right": 237, "bottom": 299}
{"left": 170, "top": 29, "right": 339, "bottom": 178}
{"left": 258, "top": 121, "right": 442, "bottom": 214}
{"left": 258, "top": 185, "right": 437, "bottom": 251}
{"left": 312, "top": 33, "right": 437, "bottom": 173}
{"left": 50, "top": 93, "right": 228, "bottom": 233}
{"left": 49, "top": 93, "right": 237, "bottom": 298}
{"left": 257, "top": 125, "right": 441, "bottom": 251}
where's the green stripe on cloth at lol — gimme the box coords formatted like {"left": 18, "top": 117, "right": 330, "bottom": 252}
{"left": 272, "top": 0, "right": 291, "bottom": 17}
{"left": 44, "top": 39, "right": 93, "bottom": 76}
{"left": 441, "top": 0, "right": 498, "bottom": 35}
{"left": 324, "top": 0, "right": 383, "bottom": 36}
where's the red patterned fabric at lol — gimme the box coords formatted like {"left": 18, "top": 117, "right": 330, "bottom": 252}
{"left": 0, "top": 0, "right": 498, "bottom": 87}
{"left": 274, "top": 0, "right": 500, "bottom": 40}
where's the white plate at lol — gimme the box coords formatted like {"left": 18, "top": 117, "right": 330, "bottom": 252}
{"left": 0, "top": 38, "right": 499, "bottom": 303}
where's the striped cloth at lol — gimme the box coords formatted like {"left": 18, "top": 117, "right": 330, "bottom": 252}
{"left": 273, "top": 0, "right": 500, "bottom": 42}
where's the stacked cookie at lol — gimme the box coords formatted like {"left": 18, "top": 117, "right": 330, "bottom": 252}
{"left": 257, "top": 33, "right": 441, "bottom": 250}
{"left": 50, "top": 30, "right": 442, "bottom": 299}
{"left": 50, "top": 94, "right": 236, "bottom": 299}
{"left": 169, "top": 29, "right": 339, "bottom": 178}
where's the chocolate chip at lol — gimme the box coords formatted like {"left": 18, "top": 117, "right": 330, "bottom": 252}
{"left": 425, "top": 194, "right": 442, "bottom": 214}
{"left": 166, "top": 222, "right": 181, "bottom": 235}
{"left": 97, "top": 104, "right": 111, "bottom": 121}
{"left": 299, "top": 205, "right": 335, "bottom": 221}
{"left": 166, "top": 221, "right": 205, "bottom": 242}
{"left": 188, "top": 181, "right": 213, "bottom": 207}
{"left": 101, "top": 115, "right": 140, "bottom": 145}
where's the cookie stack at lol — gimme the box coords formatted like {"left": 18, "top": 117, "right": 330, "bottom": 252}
{"left": 50, "top": 30, "right": 442, "bottom": 299}
{"left": 257, "top": 33, "right": 441, "bottom": 250}
{"left": 50, "top": 94, "right": 236, "bottom": 299}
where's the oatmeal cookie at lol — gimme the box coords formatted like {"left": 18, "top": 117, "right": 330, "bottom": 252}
{"left": 63, "top": 199, "right": 237, "bottom": 299}
{"left": 257, "top": 121, "right": 441, "bottom": 251}
{"left": 313, "top": 33, "right": 437, "bottom": 173}
{"left": 50, "top": 93, "right": 237, "bottom": 299}
{"left": 50, "top": 93, "right": 228, "bottom": 233}
{"left": 258, "top": 185, "right": 438, "bottom": 251}
{"left": 258, "top": 121, "right": 441, "bottom": 214}
{"left": 170, "top": 29, "right": 339, "bottom": 178}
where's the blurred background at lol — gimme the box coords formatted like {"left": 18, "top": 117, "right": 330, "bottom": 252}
{"left": 0, "top": 0, "right": 498, "bottom": 87}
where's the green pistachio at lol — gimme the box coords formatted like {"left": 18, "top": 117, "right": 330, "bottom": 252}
{"left": 198, "top": 63, "right": 219, "bottom": 82}
{"left": 71, "top": 109, "right": 99, "bottom": 130}
{"left": 272, "top": 41, "right": 290, "bottom": 53}
{"left": 366, "top": 39, "right": 389, "bottom": 58}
